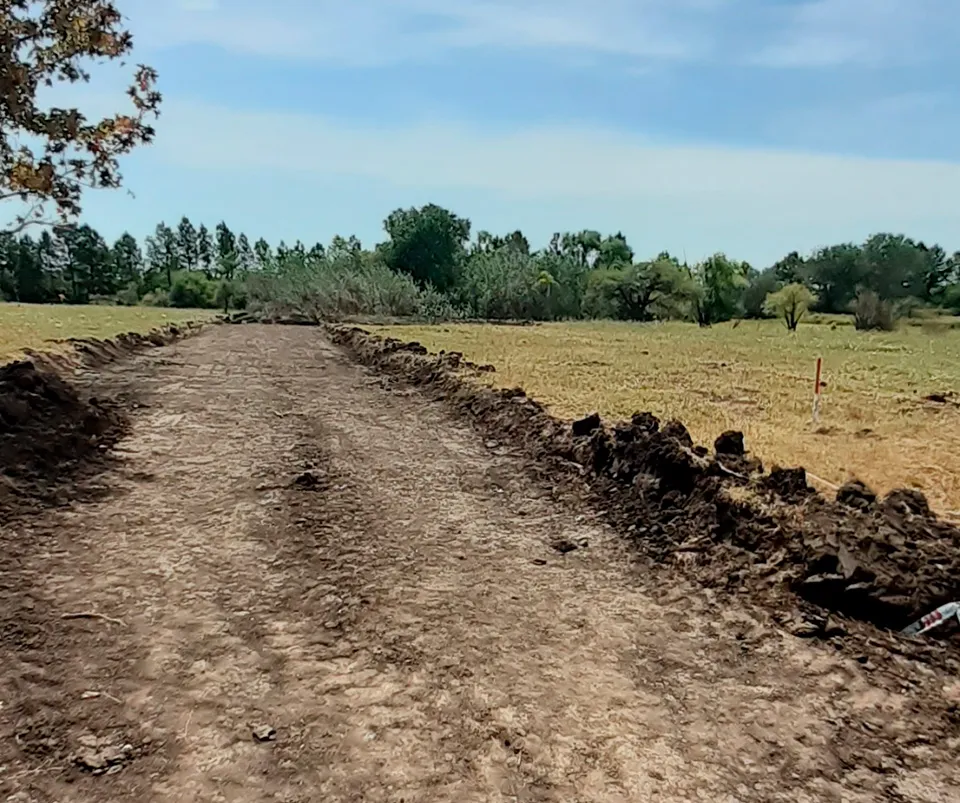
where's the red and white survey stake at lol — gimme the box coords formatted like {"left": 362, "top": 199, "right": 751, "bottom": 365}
{"left": 812, "top": 357, "right": 823, "bottom": 424}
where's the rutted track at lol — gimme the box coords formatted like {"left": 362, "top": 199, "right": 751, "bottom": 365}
{"left": 2, "top": 324, "right": 960, "bottom": 802}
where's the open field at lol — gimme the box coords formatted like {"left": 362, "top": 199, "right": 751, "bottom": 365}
{"left": 373, "top": 319, "right": 960, "bottom": 514}
{"left": 0, "top": 302, "right": 217, "bottom": 362}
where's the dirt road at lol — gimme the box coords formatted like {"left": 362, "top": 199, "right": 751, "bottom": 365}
{"left": 2, "top": 325, "right": 959, "bottom": 802}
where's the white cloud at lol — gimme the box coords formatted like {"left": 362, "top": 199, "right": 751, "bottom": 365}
{"left": 124, "top": 0, "right": 722, "bottom": 64}
{"left": 125, "top": 0, "right": 960, "bottom": 70}
{"left": 751, "top": 0, "right": 959, "bottom": 68}
{"left": 146, "top": 98, "right": 958, "bottom": 228}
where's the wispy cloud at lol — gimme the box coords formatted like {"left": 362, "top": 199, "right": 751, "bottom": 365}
{"left": 126, "top": 0, "right": 723, "bottom": 65}
{"left": 145, "top": 98, "right": 957, "bottom": 223}
{"left": 127, "top": 0, "right": 960, "bottom": 71}
{"left": 751, "top": 0, "right": 959, "bottom": 68}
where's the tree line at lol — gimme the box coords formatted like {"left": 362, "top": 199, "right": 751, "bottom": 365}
{"left": 2, "top": 206, "right": 959, "bottom": 327}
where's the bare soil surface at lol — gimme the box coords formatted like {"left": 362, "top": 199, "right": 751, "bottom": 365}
{"left": 2, "top": 324, "right": 960, "bottom": 802}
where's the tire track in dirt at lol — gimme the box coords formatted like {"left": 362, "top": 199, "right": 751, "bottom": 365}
{"left": 2, "top": 324, "right": 959, "bottom": 802}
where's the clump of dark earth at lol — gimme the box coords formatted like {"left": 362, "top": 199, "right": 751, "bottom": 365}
{"left": 292, "top": 470, "right": 327, "bottom": 490}
{"left": 0, "top": 360, "right": 124, "bottom": 518}
{"left": 571, "top": 412, "right": 601, "bottom": 437}
{"left": 551, "top": 538, "right": 587, "bottom": 554}
{"left": 714, "top": 430, "right": 745, "bottom": 456}
{"left": 329, "top": 325, "right": 960, "bottom": 646}
{"left": 836, "top": 479, "right": 877, "bottom": 510}
{"left": 763, "top": 466, "right": 814, "bottom": 502}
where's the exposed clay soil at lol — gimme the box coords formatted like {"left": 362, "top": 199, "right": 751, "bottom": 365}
{"left": 3, "top": 323, "right": 960, "bottom": 801}
{"left": 329, "top": 326, "right": 960, "bottom": 643}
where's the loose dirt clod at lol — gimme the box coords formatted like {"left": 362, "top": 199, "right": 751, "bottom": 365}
{"left": 571, "top": 412, "right": 601, "bottom": 437}
{"left": 836, "top": 479, "right": 877, "bottom": 509}
{"left": 252, "top": 725, "right": 277, "bottom": 743}
{"left": 713, "top": 430, "right": 745, "bottom": 457}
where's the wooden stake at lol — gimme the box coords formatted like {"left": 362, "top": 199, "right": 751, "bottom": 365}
{"left": 813, "top": 357, "right": 823, "bottom": 423}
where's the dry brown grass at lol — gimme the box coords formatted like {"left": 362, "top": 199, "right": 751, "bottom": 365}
{"left": 373, "top": 319, "right": 960, "bottom": 515}
{"left": 0, "top": 303, "right": 216, "bottom": 362}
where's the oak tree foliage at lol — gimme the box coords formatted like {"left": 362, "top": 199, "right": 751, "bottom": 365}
{"left": 1, "top": 0, "right": 161, "bottom": 232}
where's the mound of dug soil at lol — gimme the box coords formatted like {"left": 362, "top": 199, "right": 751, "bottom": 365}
{"left": 1, "top": 324, "right": 199, "bottom": 517}
{"left": 0, "top": 360, "right": 123, "bottom": 515}
{"left": 329, "top": 325, "right": 960, "bottom": 638}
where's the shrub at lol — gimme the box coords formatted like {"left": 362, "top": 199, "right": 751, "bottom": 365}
{"left": 169, "top": 270, "right": 218, "bottom": 308}
{"left": 245, "top": 249, "right": 426, "bottom": 320}
{"left": 763, "top": 283, "right": 817, "bottom": 331}
{"left": 116, "top": 280, "right": 141, "bottom": 306}
{"left": 141, "top": 289, "right": 169, "bottom": 307}
{"left": 417, "top": 287, "right": 464, "bottom": 323}
{"left": 852, "top": 289, "right": 897, "bottom": 331}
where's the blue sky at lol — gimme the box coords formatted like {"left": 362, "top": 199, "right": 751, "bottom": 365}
{"left": 21, "top": 0, "right": 960, "bottom": 264}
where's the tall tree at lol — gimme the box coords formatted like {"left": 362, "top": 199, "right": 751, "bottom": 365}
{"left": 597, "top": 233, "right": 634, "bottom": 269}
{"left": 917, "top": 243, "right": 953, "bottom": 302}
{"left": 859, "top": 233, "right": 927, "bottom": 301}
{"left": 0, "top": 1, "right": 161, "bottom": 233}
{"left": 144, "top": 221, "right": 178, "bottom": 289}
{"left": 383, "top": 204, "right": 470, "bottom": 291}
{"left": 804, "top": 243, "right": 864, "bottom": 313}
{"left": 196, "top": 223, "right": 214, "bottom": 274}
{"left": 253, "top": 237, "right": 273, "bottom": 269}
{"left": 236, "top": 233, "right": 255, "bottom": 273}
{"left": 111, "top": 233, "right": 143, "bottom": 288}
{"left": 691, "top": 253, "right": 750, "bottom": 326}
{"left": 0, "top": 233, "right": 17, "bottom": 299}
{"left": 18, "top": 231, "right": 54, "bottom": 302}
{"left": 585, "top": 257, "right": 694, "bottom": 321}
{"left": 176, "top": 216, "right": 199, "bottom": 270}
{"left": 771, "top": 251, "right": 806, "bottom": 284}
{"left": 215, "top": 221, "right": 237, "bottom": 280}
{"left": 60, "top": 224, "right": 109, "bottom": 302}
{"left": 36, "top": 229, "right": 68, "bottom": 299}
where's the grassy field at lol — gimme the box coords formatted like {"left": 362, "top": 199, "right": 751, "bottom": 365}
{"left": 373, "top": 319, "right": 960, "bottom": 516}
{"left": 0, "top": 303, "right": 217, "bottom": 362}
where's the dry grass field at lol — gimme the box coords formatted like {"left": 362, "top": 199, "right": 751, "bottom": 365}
{"left": 374, "top": 318, "right": 960, "bottom": 515}
{"left": 0, "top": 303, "right": 217, "bottom": 362}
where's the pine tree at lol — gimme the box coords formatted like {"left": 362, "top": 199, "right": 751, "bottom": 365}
{"left": 197, "top": 224, "right": 214, "bottom": 275}
{"left": 215, "top": 221, "right": 238, "bottom": 280}
{"left": 16, "top": 232, "right": 50, "bottom": 302}
{"left": 236, "top": 233, "right": 255, "bottom": 273}
{"left": 0, "top": 233, "right": 17, "bottom": 299}
{"left": 111, "top": 233, "right": 143, "bottom": 289}
{"left": 176, "top": 217, "right": 199, "bottom": 270}
{"left": 37, "top": 230, "right": 69, "bottom": 300}
{"left": 145, "top": 222, "right": 179, "bottom": 290}
{"left": 61, "top": 225, "right": 110, "bottom": 302}
{"left": 253, "top": 238, "right": 273, "bottom": 269}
